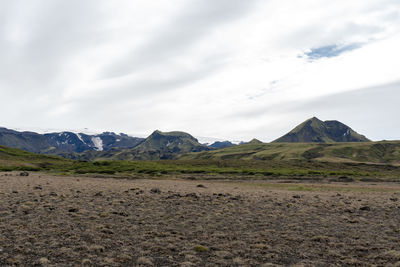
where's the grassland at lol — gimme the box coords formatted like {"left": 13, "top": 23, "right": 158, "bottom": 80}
{"left": 2, "top": 143, "right": 400, "bottom": 180}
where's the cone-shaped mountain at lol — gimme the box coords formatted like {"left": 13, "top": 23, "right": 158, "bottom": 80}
{"left": 273, "top": 117, "right": 370, "bottom": 143}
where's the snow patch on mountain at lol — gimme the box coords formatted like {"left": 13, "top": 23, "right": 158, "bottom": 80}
{"left": 91, "top": 137, "right": 104, "bottom": 151}
{"left": 76, "top": 133, "right": 85, "bottom": 144}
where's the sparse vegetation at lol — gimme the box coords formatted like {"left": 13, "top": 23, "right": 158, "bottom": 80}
{"left": 1, "top": 174, "right": 400, "bottom": 266}
{"left": 2, "top": 145, "right": 400, "bottom": 180}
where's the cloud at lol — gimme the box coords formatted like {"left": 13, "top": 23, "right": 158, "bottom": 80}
{"left": 303, "top": 43, "right": 363, "bottom": 60}
{"left": 0, "top": 0, "right": 399, "bottom": 142}
{"left": 100, "top": 0, "right": 259, "bottom": 79}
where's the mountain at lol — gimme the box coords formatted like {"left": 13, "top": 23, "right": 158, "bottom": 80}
{"left": 273, "top": 117, "right": 370, "bottom": 143}
{"left": 86, "top": 130, "right": 210, "bottom": 160}
{"left": 209, "top": 141, "right": 236, "bottom": 149}
{"left": 0, "top": 127, "right": 51, "bottom": 153}
{"left": 0, "top": 127, "right": 144, "bottom": 154}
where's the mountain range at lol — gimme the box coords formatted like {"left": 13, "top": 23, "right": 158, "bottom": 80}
{"left": 0, "top": 117, "right": 372, "bottom": 160}
{"left": 0, "top": 127, "right": 143, "bottom": 154}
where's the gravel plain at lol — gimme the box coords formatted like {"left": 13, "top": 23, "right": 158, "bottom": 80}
{"left": 1, "top": 172, "right": 400, "bottom": 266}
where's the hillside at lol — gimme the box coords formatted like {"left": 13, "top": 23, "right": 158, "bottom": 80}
{"left": 181, "top": 140, "right": 400, "bottom": 165}
{"left": 274, "top": 117, "right": 370, "bottom": 143}
{"left": 0, "top": 145, "right": 71, "bottom": 171}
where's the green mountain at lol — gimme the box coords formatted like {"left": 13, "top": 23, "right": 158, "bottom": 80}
{"left": 273, "top": 117, "right": 370, "bottom": 143}
{"left": 81, "top": 130, "right": 210, "bottom": 160}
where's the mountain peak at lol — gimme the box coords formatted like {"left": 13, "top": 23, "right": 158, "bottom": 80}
{"left": 274, "top": 118, "right": 370, "bottom": 143}
{"left": 248, "top": 138, "right": 263, "bottom": 144}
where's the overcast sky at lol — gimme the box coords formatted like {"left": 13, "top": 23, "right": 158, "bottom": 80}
{"left": 1, "top": 0, "right": 399, "bottom": 142}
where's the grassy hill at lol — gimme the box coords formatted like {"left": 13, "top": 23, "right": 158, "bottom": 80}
{"left": 0, "top": 145, "right": 71, "bottom": 171}
{"left": 181, "top": 140, "right": 400, "bottom": 164}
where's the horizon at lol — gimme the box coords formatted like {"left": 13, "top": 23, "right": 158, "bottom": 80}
{"left": 0, "top": 1, "right": 399, "bottom": 141}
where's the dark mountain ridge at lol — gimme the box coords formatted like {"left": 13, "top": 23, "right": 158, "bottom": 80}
{"left": 0, "top": 127, "right": 144, "bottom": 155}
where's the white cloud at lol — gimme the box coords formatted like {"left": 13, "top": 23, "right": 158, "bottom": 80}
{"left": 0, "top": 0, "right": 399, "bottom": 142}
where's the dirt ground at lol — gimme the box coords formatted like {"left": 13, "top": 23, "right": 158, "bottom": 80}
{"left": 1, "top": 172, "right": 400, "bottom": 266}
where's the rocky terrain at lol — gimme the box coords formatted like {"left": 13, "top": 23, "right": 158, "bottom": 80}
{"left": 1, "top": 173, "right": 400, "bottom": 266}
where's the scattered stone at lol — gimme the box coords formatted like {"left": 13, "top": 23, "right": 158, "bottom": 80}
{"left": 89, "top": 245, "right": 105, "bottom": 253}
{"left": 19, "top": 171, "right": 29, "bottom": 176}
{"left": 136, "top": 256, "right": 154, "bottom": 266}
{"left": 39, "top": 257, "right": 50, "bottom": 265}
{"left": 101, "top": 229, "right": 114, "bottom": 235}
{"left": 82, "top": 258, "right": 93, "bottom": 266}
{"left": 33, "top": 185, "right": 42, "bottom": 190}
{"left": 150, "top": 188, "right": 161, "bottom": 194}
{"left": 49, "top": 192, "right": 58, "bottom": 196}
{"left": 390, "top": 197, "right": 398, "bottom": 202}
{"left": 68, "top": 208, "right": 78, "bottom": 213}
{"left": 112, "top": 211, "right": 129, "bottom": 217}
{"left": 360, "top": 206, "right": 371, "bottom": 211}
{"left": 12, "top": 190, "right": 18, "bottom": 194}
{"left": 197, "top": 184, "right": 206, "bottom": 188}
{"left": 292, "top": 195, "right": 301, "bottom": 199}
{"left": 94, "top": 191, "right": 103, "bottom": 196}
{"left": 185, "top": 193, "right": 198, "bottom": 198}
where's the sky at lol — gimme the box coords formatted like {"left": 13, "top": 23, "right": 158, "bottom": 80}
{"left": 0, "top": 0, "right": 399, "bottom": 142}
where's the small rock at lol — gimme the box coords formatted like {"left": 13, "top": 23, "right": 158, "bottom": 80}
{"left": 33, "top": 186, "right": 42, "bottom": 190}
{"left": 292, "top": 195, "right": 301, "bottom": 199}
{"left": 360, "top": 206, "right": 370, "bottom": 211}
{"left": 39, "top": 257, "right": 50, "bottom": 265}
{"left": 196, "top": 184, "right": 206, "bottom": 188}
{"left": 390, "top": 197, "right": 398, "bottom": 202}
{"left": 49, "top": 192, "right": 57, "bottom": 197}
{"left": 150, "top": 188, "right": 161, "bottom": 194}
{"left": 185, "top": 193, "right": 198, "bottom": 198}
{"left": 68, "top": 208, "right": 78, "bottom": 213}
{"left": 82, "top": 259, "right": 93, "bottom": 266}
{"left": 136, "top": 256, "right": 153, "bottom": 266}
{"left": 19, "top": 171, "right": 29, "bottom": 176}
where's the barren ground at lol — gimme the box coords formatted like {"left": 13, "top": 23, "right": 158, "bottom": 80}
{"left": 1, "top": 172, "right": 400, "bottom": 266}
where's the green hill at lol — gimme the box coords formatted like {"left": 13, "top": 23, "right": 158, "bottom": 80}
{"left": 0, "top": 145, "right": 71, "bottom": 171}
{"left": 181, "top": 140, "right": 400, "bottom": 165}
{"left": 274, "top": 117, "right": 370, "bottom": 143}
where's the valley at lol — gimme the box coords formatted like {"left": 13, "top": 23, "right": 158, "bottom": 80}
{"left": 1, "top": 118, "right": 400, "bottom": 266}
